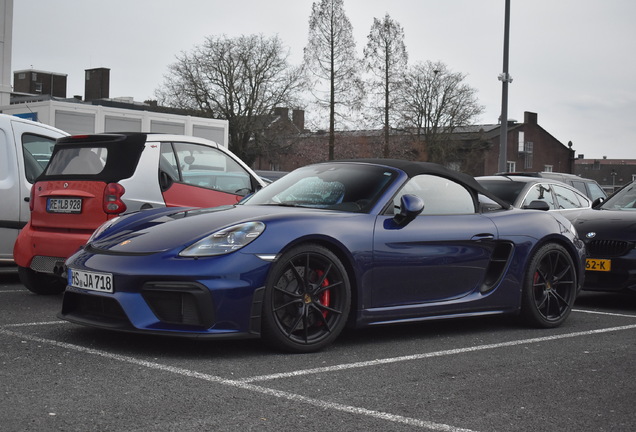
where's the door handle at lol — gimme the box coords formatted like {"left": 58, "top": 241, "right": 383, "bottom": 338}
{"left": 471, "top": 233, "right": 495, "bottom": 241}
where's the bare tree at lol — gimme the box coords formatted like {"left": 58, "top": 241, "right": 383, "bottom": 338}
{"left": 398, "top": 61, "right": 484, "bottom": 166}
{"left": 363, "top": 14, "right": 408, "bottom": 158}
{"left": 304, "top": 0, "right": 362, "bottom": 160}
{"left": 156, "top": 34, "right": 304, "bottom": 165}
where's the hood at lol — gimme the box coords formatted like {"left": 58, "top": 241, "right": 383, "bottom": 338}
{"left": 571, "top": 209, "right": 636, "bottom": 240}
{"left": 89, "top": 205, "right": 345, "bottom": 254}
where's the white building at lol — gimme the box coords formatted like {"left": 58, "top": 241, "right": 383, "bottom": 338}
{"left": 1, "top": 97, "right": 229, "bottom": 146}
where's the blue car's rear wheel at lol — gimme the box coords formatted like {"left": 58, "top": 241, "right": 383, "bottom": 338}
{"left": 521, "top": 243, "right": 577, "bottom": 327}
{"left": 262, "top": 244, "right": 351, "bottom": 353}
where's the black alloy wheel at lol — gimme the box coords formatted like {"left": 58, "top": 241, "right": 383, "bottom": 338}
{"left": 521, "top": 243, "right": 577, "bottom": 328}
{"left": 262, "top": 244, "right": 351, "bottom": 353}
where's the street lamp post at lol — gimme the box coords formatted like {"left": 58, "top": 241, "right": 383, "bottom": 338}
{"left": 498, "top": 0, "right": 512, "bottom": 173}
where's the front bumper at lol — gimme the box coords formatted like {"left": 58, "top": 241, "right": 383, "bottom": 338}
{"left": 582, "top": 250, "right": 636, "bottom": 293}
{"left": 59, "top": 247, "right": 272, "bottom": 337}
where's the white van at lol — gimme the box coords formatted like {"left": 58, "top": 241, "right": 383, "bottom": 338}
{"left": 0, "top": 114, "right": 68, "bottom": 266}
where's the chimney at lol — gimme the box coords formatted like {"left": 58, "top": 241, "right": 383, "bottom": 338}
{"left": 524, "top": 111, "right": 538, "bottom": 125}
{"left": 292, "top": 109, "right": 305, "bottom": 131}
{"left": 84, "top": 67, "right": 110, "bottom": 101}
{"left": 273, "top": 107, "right": 289, "bottom": 119}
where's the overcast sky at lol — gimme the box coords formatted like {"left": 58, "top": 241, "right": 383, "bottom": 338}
{"left": 10, "top": 0, "right": 636, "bottom": 159}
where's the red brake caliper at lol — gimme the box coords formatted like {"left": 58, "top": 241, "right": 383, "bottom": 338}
{"left": 316, "top": 270, "right": 330, "bottom": 319}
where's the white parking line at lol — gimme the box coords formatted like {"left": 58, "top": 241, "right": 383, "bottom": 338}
{"left": 3, "top": 320, "right": 67, "bottom": 327}
{"left": 2, "top": 321, "right": 636, "bottom": 432}
{"left": 1, "top": 310, "right": 634, "bottom": 431}
{"left": 573, "top": 308, "right": 636, "bottom": 319}
{"left": 240, "top": 323, "right": 636, "bottom": 383}
{"left": 0, "top": 326, "right": 475, "bottom": 432}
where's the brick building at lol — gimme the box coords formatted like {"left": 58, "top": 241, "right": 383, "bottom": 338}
{"left": 256, "top": 110, "right": 576, "bottom": 177}
{"left": 575, "top": 157, "right": 636, "bottom": 193}
{"left": 13, "top": 69, "right": 67, "bottom": 98}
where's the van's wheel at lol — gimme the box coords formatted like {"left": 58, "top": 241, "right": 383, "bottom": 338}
{"left": 520, "top": 243, "right": 577, "bottom": 328}
{"left": 262, "top": 244, "right": 350, "bottom": 353}
{"left": 18, "top": 266, "right": 66, "bottom": 295}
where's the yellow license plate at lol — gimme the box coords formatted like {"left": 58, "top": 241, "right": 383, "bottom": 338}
{"left": 586, "top": 258, "right": 611, "bottom": 272}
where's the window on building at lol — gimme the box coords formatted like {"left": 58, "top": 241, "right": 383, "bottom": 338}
{"left": 506, "top": 161, "right": 516, "bottom": 172}
{"left": 518, "top": 131, "right": 525, "bottom": 152}
{"left": 593, "top": 160, "right": 601, "bottom": 170}
{"left": 524, "top": 142, "right": 533, "bottom": 169}
{"left": 544, "top": 165, "right": 553, "bottom": 172}
{"left": 35, "top": 83, "right": 42, "bottom": 93}
{"left": 31, "top": 72, "right": 37, "bottom": 81}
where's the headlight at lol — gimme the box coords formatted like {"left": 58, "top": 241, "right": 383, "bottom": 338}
{"left": 179, "top": 221, "right": 265, "bottom": 257}
{"left": 88, "top": 216, "right": 121, "bottom": 243}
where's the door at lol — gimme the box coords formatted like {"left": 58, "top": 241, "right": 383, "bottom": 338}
{"left": 370, "top": 174, "right": 499, "bottom": 309}
{"left": 0, "top": 121, "right": 62, "bottom": 261}
{"left": 159, "top": 142, "right": 255, "bottom": 208}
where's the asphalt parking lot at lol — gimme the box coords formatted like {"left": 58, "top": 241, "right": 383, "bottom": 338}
{"left": 1, "top": 271, "right": 635, "bottom": 432}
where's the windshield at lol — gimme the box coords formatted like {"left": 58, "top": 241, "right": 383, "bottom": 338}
{"left": 600, "top": 182, "right": 636, "bottom": 210}
{"left": 243, "top": 163, "right": 396, "bottom": 212}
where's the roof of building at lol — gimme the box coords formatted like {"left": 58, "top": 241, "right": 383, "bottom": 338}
{"left": 576, "top": 158, "right": 636, "bottom": 165}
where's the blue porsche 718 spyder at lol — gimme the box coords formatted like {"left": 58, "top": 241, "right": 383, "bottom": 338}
{"left": 59, "top": 159, "right": 586, "bottom": 352}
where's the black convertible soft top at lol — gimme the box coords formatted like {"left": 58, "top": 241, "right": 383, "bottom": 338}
{"left": 37, "top": 133, "right": 147, "bottom": 183}
{"left": 335, "top": 158, "right": 511, "bottom": 209}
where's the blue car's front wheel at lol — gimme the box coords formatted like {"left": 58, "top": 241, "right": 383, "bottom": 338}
{"left": 262, "top": 244, "right": 351, "bottom": 353}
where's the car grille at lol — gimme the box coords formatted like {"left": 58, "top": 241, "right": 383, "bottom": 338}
{"left": 587, "top": 240, "right": 634, "bottom": 257}
{"left": 62, "top": 291, "right": 129, "bottom": 324}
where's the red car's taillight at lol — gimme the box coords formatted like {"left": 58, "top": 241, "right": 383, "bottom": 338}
{"left": 29, "top": 186, "right": 35, "bottom": 212}
{"left": 103, "top": 183, "right": 127, "bottom": 214}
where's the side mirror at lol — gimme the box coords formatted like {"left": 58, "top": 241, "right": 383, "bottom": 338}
{"left": 159, "top": 171, "right": 174, "bottom": 192}
{"left": 592, "top": 197, "right": 605, "bottom": 208}
{"left": 523, "top": 200, "right": 550, "bottom": 211}
{"left": 393, "top": 194, "right": 424, "bottom": 226}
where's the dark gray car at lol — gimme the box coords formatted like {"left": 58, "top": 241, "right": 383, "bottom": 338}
{"left": 477, "top": 175, "right": 592, "bottom": 219}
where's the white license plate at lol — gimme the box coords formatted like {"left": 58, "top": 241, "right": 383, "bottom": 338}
{"left": 47, "top": 197, "right": 82, "bottom": 214}
{"left": 68, "top": 269, "right": 114, "bottom": 293}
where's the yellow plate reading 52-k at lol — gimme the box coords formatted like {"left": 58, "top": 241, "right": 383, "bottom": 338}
{"left": 586, "top": 258, "right": 611, "bottom": 272}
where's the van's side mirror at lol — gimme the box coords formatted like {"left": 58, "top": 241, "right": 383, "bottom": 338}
{"left": 393, "top": 194, "right": 424, "bottom": 226}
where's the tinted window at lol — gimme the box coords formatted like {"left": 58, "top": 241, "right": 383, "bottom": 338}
{"left": 394, "top": 174, "right": 475, "bottom": 215}
{"left": 521, "top": 184, "right": 556, "bottom": 209}
{"left": 569, "top": 180, "right": 587, "bottom": 195}
{"left": 22, "top": 134, "right": 58, "bottom": 183}
{"left": 553, "top": 185, "right": 588, "bottom": 209}
{"left": 586, "top": 182, "right": 607, "bottom": 201}
{"left": 478, "top": 180, "right": 526, "bottom": 205}
{"left": 45, "top": 146, "right": 107, "bottom": 176}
